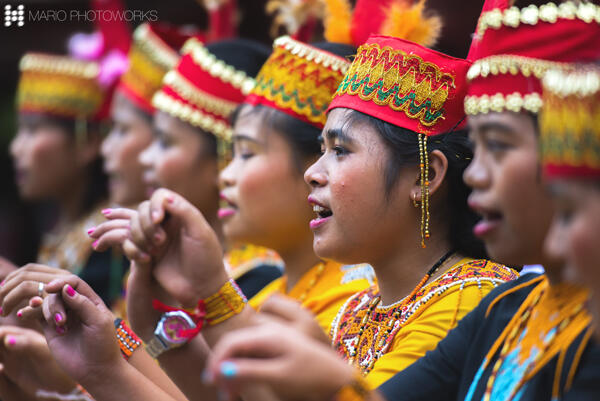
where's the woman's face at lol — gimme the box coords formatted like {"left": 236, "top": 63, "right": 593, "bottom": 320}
{"left": 544, "top": 179, "right": 600, "bottom": 287}
{"left": 464, "top": 112, "right": 555, "bottom": 267}
{"left": 10, "top": 114, "right": 83, "bottom": 200}
{"left": 304, "top": 108, "right": 415, "bottom": 266}
{"left": 219, "top": 106, "right": 315, "bottom": 251}
{"left": 102, "top": 92, "right": 154, "bottom": 206}
{"left": 138, "top": 111, "right": 218, "bottom": 212}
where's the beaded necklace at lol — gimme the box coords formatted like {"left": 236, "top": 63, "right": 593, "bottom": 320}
{"left": 345, "top": 250, "right": 455, "bottom": 374}
{"left": 481, "top": 280, "right": 591, "bottom": 401}
{"left": 297, "top": 262, "right": 326, "bottom": 303}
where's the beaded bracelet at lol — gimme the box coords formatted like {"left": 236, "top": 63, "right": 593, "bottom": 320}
{"left": 114, "top": 318, "right": 142, "bottom": 360}
{"left": 204, "top": 278, "right": 248, "bottom": 325}
{"left": 333, "top": 375, "right": 370, "bottom": 401}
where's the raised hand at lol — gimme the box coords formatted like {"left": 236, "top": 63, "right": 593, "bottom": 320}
{"left": 126, "top": 188, "right": 229, "bottom": 308}
{"left": 207, "top": 323, "right": 357, "bottom": 401}
{"left": 88, "top": 208, "right": 137, "bottom": 252}
{"left": 0, "top": 326, "right": 77, "bottom": 398}
{"left": 40, "top": 275, "right": 124, "bottom": 385}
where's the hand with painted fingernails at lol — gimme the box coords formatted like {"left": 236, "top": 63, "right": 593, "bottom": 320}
{"left": 0, "top": 264, "right": 70, "bottom": 319}
{"left": 258, "top": 295, "right": 330, "bottom": 345}
{"left": 206, "top": 323, "right": 357, "bottom": 401}
{"left": 38, "top": 275, "right": 125, "bottom": 386}
{"left": 88, "top": 207, "right": 137, "bottom": 252}
{"left": 123, "top": 188, "right": 229, "bottom": 309}
{"left": 0, "top": 326, "right": 77, "bottom": 399}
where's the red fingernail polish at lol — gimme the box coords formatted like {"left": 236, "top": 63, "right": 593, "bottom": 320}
{"left": 56, "top": 326, "right": 66, "bottom": 335}
{"left": 7, "top": 336, "right": 15, "bottom": 346}
{"left": 87, "top": 227, "right": 95, "bottom": 235}
{"left": 54, "top": 313, "right": 62, "bottom": 323}
{"left": 101, "top": 208, "right": 112, "bottom": 216}
{"left": 92, "top": 240, "right": 99, "bottom": 249}
{"left": 66, "top": 285, "right": 76, "bottom": 297}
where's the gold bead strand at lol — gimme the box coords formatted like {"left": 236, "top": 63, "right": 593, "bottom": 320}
{"left": 418, "top": 134, "right": 426, "bottom": 248}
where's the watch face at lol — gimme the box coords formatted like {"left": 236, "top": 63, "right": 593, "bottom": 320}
{"left": 161, "top": 314, "right": 195, "bottom": 344}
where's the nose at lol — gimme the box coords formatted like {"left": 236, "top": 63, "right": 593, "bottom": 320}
{"left": 139, "top": 140, "right": 157, "bottom": 168}
{"left": 543, "top": 216, "right": 566, "bottom": 263}
{"left": 463, "top": 152, "right": 489, "bottom": 190}
{"left": 219, "top": 158, "right": 237, "bottom": 189}
{"left": 304, "top": 156, "right": 327, "bottom": 188}
{"left": 101, "top": 130, "right": 116, "bottom": 159}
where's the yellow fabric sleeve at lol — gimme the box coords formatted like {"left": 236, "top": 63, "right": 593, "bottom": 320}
{"left": 365, "top": 280, "right": 498, "bottom": 389}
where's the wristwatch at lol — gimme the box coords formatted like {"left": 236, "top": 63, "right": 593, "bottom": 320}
{"left": 145, "top": 311, "right": 197, "bottom": 359}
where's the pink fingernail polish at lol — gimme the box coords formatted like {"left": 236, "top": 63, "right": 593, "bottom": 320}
{"left": 66, "top": 285, "right": 76, "bottom": 297}
{"left": 168, "top": 195, "right": 175, "bottom": 203}
{"left": 54, "top": 313, "right": 62, "bottom": 323}
{"left": 56, "top": 326, "right": 66, "bottom": 335}
{"left": 16, "top": 311, "right": 22, "bottom": 318}
{"left": 92, "top": 240, "right": 99, "bottom": 249}
{"left": 0, "top": 307, "right": 4, "bottom": 315}
{"left": 7, "top": 336, "right": 15, "bottom": 346}
{"left": 0, "top": 280, "right": 5, "bottom": 286}
{"left": 101, "top": 208, "right": 112, "bottom": 216}
{"left": 87, "top": 227, "right": 95, "bottom": 235}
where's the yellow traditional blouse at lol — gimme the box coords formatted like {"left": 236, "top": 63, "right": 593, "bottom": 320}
{"left": 329, "top": 258, "right": 518, "bottom": 389}
{"left": 223, "top": 244, "right": 284, "bottom": 280}
{"left": 249, "top": 261, "right": 376, "bottom": 333}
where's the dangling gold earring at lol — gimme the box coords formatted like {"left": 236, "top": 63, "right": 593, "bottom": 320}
{"left": 412, "top": 193, "right": 419, "bottom": 208}
{"left": 418, "top": 133, "right": 431, "bottom": 248}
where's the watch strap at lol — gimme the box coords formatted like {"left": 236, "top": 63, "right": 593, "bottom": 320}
{"left": 145, "top": 335, "right": 168, "bottom": 359}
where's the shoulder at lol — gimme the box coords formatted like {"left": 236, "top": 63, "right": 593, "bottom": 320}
{"left": 447, "top": 259, "right": 519, "bottom": 282}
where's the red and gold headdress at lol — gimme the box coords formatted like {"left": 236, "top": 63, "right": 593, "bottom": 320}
{"left": 152, "top": 37, "right": 259, "bottom": 142}
{"left": 328, "top": 35, "right": 471, "bottom": 247}
{"left": 465, "top": 1, "right": 600, "bottom": 116}
{"left": 245, "top": 35, "right": 350, "bottom": 129}
{"left": 328, "top": 35, "right": 470, "bottom": 136}
{"left": 540, "top": 66, "right": 600, "bottom": 179}
{"left": 17, "top": 53, "right": 106, "bottom": 121}
{"left": 118, "top": 23, "right": 194, "bottom": 114}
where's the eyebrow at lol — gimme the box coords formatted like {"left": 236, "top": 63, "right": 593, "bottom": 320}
{"left": 472, "top": 122, "right": 517, "bottom": 138}
{"left": 324, "top": 127, "right": 354, "bottom": 144}
{"left": 232, "top": 134, "right": 262, "bottom": 144}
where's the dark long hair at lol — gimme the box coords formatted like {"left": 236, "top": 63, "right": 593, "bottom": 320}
{"left": 345, "top": 109, "right": 487, "bottom": 259}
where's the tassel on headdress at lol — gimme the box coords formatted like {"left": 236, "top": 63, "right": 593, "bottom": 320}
{"left": 266, "top": 0, "right": 325, "bottom": 41}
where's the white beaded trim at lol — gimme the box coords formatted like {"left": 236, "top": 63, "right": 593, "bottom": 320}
{"left": 543, "top": 67, "right": 600, "bottom": 98}
{"left": 274, "top": 35, "right": 351, "bottom": 74}
{"left": 477, "top": 1, "right": 600, "bottom": 37}
{"left": 20, "top": 53, "right": 99, "bottom": 79}
{"left": 181, "top": 37, "right": 256, "bottom": 95}
{"left": 152, "top": 91, "right": 232, "bottom": 141}
{"left": 467, "top": 55, "right": 572, "bottom": 82}
{"left": 133, "top": 23, "right": 180, "bottom": 70}
{"left": 464, "top": 92, "right": 543, "bottom": 115}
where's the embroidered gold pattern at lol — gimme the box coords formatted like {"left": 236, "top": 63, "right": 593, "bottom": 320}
{"left": 476, "top": 2, "right": 600, "bottom": 37}
{"left": 17, "top": 54, "right": 103, "bottom": 118}
{"left": 152, "top": 91, "right": 232, "bottom": 141}
{"left": 182, "top": 38, "right": 255, "bottom": 95}
{"left": 464, "top": 92, "right": 543, "bottom": 115}
{"left": 250, "top": 35, "right": 349, "bottom": 127}
{"left": 163, "top": 70, "right": 238, "bottom": 118}
{"left": 540, "top": 67, "right": 600, "bottom": 172}
{"left": 120, "top": 24, "right": 180, "bottom": 105}
{"left": 334, "top": 42, "right": 456, "bottom": 127}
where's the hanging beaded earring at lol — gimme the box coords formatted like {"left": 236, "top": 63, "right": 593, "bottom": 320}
{"left": 418, "top": 133, "right": 430, "bottom": 248}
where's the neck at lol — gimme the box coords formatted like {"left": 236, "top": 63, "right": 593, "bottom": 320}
{"left": 373, "top": 232, "right": 455, "bottom": 305}
{"left": 278, "top": 239, "right": 321, "bottom": 291}
{"left": 53, "top": 174, "right": 89, "bottom": 228}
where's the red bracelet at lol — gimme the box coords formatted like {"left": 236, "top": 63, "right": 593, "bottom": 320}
{"left": 114, "top": 318, "right": 142, "bottom": 360}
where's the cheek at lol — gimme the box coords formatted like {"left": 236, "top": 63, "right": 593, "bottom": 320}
{"left": 567, "top": 215, "right": 600, "bottom": 276}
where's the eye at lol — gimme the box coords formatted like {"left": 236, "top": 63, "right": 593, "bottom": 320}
{"left": 485, "top": 139, "right": 511, "bottom": 152}
{"left": 333, "top": 145, "right": 349, "bottom": 157}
